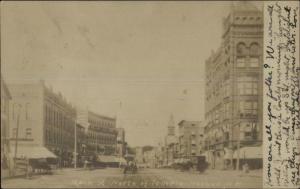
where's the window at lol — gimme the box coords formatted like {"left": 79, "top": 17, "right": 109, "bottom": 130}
{"left": 223, "top": 80, "right": 231, "bottom": 97}
{"left": 25, "top": 128, "right": 32, "bottom": 139}
{"left": 50, "top": 109, "right": 53, "bottom": 125}
{"left": 236, "top": 57, "right": 246, "bottom": 67}
{"left": 25, "top": 103, "right": 30, "bottom": 120}
{"left": 224, "top": 103, "right": 231, "bottom": 119}
{"left": 236, "top": 42, "right": 247, "bottom": 56}
{"left": 249, "top": 57, "right": 259, "bottom": 67}
{"left": 239, "top": 101, "right": 258, "bottom": 116}
{"left": 12, "top": 128, "right": 17, "bottom": 138}
{"left": 237, "top": 76, "right": 258, "bottom": 95}
{"left": 1, "top": 99, "right": 6, "bottom": 113}
{"left": 12, "top": 103, "right": 19, "bottom": 120}
{"left": 249, "top": 43, "right": 260, "bottom": 56}
{"left": 244, "top": 132, "right": 252, "bottom": 137}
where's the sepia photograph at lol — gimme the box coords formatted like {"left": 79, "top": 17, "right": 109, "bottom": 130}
{"left": 0, "top": 1, "right": 271, "bottom": 188}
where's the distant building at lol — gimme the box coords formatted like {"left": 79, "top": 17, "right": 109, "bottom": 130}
{"left": 143, "top": 148, "right": 157, "bottom": 168}
{"left": 8, "top": 81, "right": 76, "bottom": 167}
{"left": 155, "top": 142, "right": 164, "bottom": 168}
{"left": 77, "top": 109, "right": 117, "bottom": 156}
{"left": 116, "top": 128, "right": 126, "bottom": 157}
{"left": 1, "top": 75, "right": 12, "bottom": 178}
{"left": 204, "top": 3, "right": 263, "bottom": 170}
{"left": 135, "top": 147, "right": 144, "bottom": 164}
{"left": 178, "top": 120, "right": 202, "bottom": 159}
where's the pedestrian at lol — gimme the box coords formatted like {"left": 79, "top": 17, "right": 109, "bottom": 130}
{"left": 84, "top": 159, "right": 88, "bottom": 169}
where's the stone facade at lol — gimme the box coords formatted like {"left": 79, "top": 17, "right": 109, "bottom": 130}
{"left": 204, "top": 3, "right": 263, "bottom": 170}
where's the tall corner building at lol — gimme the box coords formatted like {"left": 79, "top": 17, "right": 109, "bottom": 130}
{"left": 204, "top": 3, "right": 263, "bottom": 170}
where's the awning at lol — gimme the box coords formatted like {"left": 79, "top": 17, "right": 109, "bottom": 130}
{"left": 10, "top": 146, "right": 57, "bottom": 159}
{"left": 233, "top": 146, "right": 262, "bottom": 159}
{"left": 115, "top": 157, "right": 127, "bottom": 164}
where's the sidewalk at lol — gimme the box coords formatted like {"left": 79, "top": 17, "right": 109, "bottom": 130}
{"left": 165, "top": 167, "right": 262, "bottom": 178}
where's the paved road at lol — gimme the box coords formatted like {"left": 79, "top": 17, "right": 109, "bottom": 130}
{"left": 2, "top": 168, "right": 262, "bottom": 188}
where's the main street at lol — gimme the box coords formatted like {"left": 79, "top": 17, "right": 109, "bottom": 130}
{"left": 2, "top": 168, "right": 262, "bottom": 188}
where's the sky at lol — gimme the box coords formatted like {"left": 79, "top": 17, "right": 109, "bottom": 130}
{"left": 1, "top": 1, "right": 261, "bottom": 147}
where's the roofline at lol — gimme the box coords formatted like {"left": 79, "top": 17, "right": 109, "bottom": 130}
{"left": 88, "top": 111, "right": 116, "bottom": 121}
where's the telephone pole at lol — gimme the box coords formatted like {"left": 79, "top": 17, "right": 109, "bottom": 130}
{"left": 13, "top": 104, "right": 22, "bottom": 175}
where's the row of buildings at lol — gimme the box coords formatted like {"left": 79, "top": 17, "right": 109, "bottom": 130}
{"left": 135, "top": 116, "right": 204, "bottom": 169}
{"left": 1, "top": 79, "right": 127, "bottom": 177}
{"left": 143, "top": 3, "right": 263, "bottom": 170}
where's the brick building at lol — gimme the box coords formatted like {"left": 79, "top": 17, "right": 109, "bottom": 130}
{"left": 178, "top": 120, "right": 202, "bottom": 159}
{"left": 8, "top": 80, "right": 76, "bottom": 167}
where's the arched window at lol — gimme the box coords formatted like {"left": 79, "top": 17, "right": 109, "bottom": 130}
{"left": 236, "top": 42, "right": 247, "bottom": 56}
{"left": 25, "top": 103, "right": 30, "bottom": 120}
{"left": 249, "top": 43, "right": 260, "bottom": 56}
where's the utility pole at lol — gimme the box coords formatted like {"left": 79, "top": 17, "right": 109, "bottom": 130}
{"left": 74, "top": 119, "right": 77, "bottom": 168}
{"left": 13, "top": 105, "right": 21, "bottom": 175}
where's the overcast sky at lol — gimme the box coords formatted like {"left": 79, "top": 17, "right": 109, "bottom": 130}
{"left": 1, "top": 1, "right": 261, "bottom": 147}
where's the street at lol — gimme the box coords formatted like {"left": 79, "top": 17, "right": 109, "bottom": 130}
{"left": 2, "top": 168, "right": 262, "bottom": 188}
